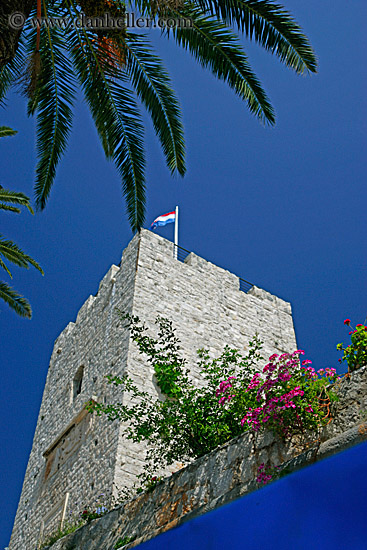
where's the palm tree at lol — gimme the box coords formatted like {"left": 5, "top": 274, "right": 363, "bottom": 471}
{"left": 0, "top": 126, "right": 44, "bottom": 318}
{"left": 0, "top": 0, "right": 317, "bottom": 231}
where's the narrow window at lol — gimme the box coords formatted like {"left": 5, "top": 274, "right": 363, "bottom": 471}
{"left": 73, "top": 366, "right": 84, "bottom": 399}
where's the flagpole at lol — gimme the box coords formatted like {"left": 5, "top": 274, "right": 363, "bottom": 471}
{"left": 174, "top": 205, "right": 178, "bottom": 259}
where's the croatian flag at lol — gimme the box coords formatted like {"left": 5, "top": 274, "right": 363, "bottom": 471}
{"left": 150, "top": 210, "right": 176, "bottom": 230}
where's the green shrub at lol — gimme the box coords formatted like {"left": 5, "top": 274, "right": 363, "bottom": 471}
{"left": 87, "top": 313, "right": 339, "bottom": 483}
{"left": 337, "top": 320, "right": 367, "bottom": 372}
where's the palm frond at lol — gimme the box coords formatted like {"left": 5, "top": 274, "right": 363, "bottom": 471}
{"left": 28, "top": 27, "right": 75, "bottom": 209}
{"left": 0, "top": 37, "right": 26, "bottom": 106}
{"left": 0, "top": 256, "right": 12, "bottom": 278}
{"left": 0, "top": 126, "right": 17, "bottom": 138}
{"left": 0, "top": 281, "right": 32, "bottom": 318}
{"left": 169, "top": 6, "right": 275, "bottom": 124}
{"left": 68, "top": 26, "right": 146, "bottom": 231}
{"left": 0, "top": 186, "right": 34, "bottom": 213}
{"left": 0, "top": 0, "right": 317, "bottom": 231}
{"left": 194, "top": 0, "right": 317, "bottom": 73}
{"left": 0, "top": 204, "right": 22, "bottom": 213}
{"left": 124, "top": 33, "right": 186, "bottom": 176}
{"left": 0, "top": 237, "right": 44, "bottom": 274}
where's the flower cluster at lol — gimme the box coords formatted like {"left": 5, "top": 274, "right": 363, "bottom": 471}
{"left": 256, "top": 463, "right": 279, "bottom": 485}
{"left": 215, "top": 376, "right": 236, "bottom": 405}
{"left": 215, "top": 349, "right": 338, "bottom": 441}
{"left": 301, "top": 361, "right": 336, "bottom": 381}
{"left": 241, "top": 352, "right": 307, "bottom": 436}
{"left": 316, "top": 367, "right": 336, "bottom": 378}
{"left": 78, "top": 493, "right": 109, "bottom": 523}
{"left": 246, "top": 372, "right": 262, "bottom": 390}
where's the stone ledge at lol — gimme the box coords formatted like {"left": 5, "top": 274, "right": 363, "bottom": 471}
{"left": 43, "top": 365, "right": 367, "bottom": 550}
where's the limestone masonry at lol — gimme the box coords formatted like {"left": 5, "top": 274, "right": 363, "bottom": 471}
{"left": 9, "top": 229, "right": 297, "bottom": 550}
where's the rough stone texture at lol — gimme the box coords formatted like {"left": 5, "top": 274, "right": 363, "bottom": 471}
{"left": 41, "top": 366, "right": 367, "bottom": 550}
{"left": 322, "top": 367, "right": 367, "bottom": 439}
{"left": 9, "top": 229, "right": 297, "bottom": 550}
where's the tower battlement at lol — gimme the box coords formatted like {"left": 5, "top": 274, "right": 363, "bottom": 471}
{"left": 10, "top": 230, "right": 297, "bottom": 550}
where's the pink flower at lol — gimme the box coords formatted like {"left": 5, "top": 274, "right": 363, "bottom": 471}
{"left": 302, "top": 359, "right": 312, "bottom": 365}
{"left": 294, "top": 350, "right": 305, "bottom": 355}
{"left": 305, "top": 406, "right": 313, "bottom": 413}
{"left": 247, "top": 374, "right": 261, "bottom": 391}
{"left": 269, "top": 354, "right": 279, "bottom": 362}
{"left": 322, "top": 368, "right": 336, "bottom": 379}
{"left": 344, "top": 319, "right": 351, "bottom": 326}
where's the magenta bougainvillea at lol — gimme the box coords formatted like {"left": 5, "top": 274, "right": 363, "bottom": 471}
{"left": 217, "top": 350, "right": 337, "bottom": 440}
{"left": 90, "top": 313, "right": 357, "bottom": 488}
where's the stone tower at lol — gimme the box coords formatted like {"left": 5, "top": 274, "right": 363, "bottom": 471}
{"left": 9, "top": 229, "right": 297, "bottom": 550}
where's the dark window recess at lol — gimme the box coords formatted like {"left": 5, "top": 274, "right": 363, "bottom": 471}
{"left": 73, "top": 366, "right": 84, "bottom": 399}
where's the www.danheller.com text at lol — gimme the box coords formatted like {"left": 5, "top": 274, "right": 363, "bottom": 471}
{"left": 9, "top": 11, "right": 193, "bottom": 30}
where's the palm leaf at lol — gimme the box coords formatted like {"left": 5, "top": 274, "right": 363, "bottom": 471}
{"left": 0, "top": 281, "right": 32, "bottom": 318}
{"left": 169, "top": 6, "right": 275, "bottom": 124}
{"left": 194, "top": 0, "right": 317, "bottom": 73}
{"left": 123, "top": 33, "right": 186, "bottom": 176}
{"left": 68, "top": 26, "right": 146, "bottom": 231}
{"left": 0, "top": 126, "right": 18, "bottom": 138}
{"left": 0, "top": 256, "right": 12, "bottom": 278}
{"left": 0, "top": 37, "right": 26, "bottom": 105}
{"left": 0, "top": 186, "right": 34, "bottom": 213}
{"left": 28, "top": 26, "right": 75, "bottom": 209}
{"left": 0, "top": 0, "right": 317, "bottom": 230}
{"left": 0, "top": 237, "right": 44, "bottom": 274}
{"left": 0, "top": 204, "right": 22, "bottom": 213}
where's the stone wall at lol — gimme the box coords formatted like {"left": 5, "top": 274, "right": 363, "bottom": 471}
{"left": 43, "top": 365, "right": 367, "bottom": 550}
{"left": 10, "top": 230, "right": 297, "bottom": 550}
{"left": 9, "top": 237, "right": 138, "bottom": 550}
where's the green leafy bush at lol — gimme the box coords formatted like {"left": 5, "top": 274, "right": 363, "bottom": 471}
{"left": 337, "top": 320, "right": 367, "bottom": 372}
{"left": 88, "top": 313, "right": 339, "bottom": 483}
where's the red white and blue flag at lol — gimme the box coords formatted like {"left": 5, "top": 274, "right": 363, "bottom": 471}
{"left": 150, "top": 210, "right": 176, "bottom": 230}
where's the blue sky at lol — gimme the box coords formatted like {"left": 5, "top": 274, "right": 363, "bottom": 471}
{"left": 1, "top": 1, "right": 366, "bottom": 546}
